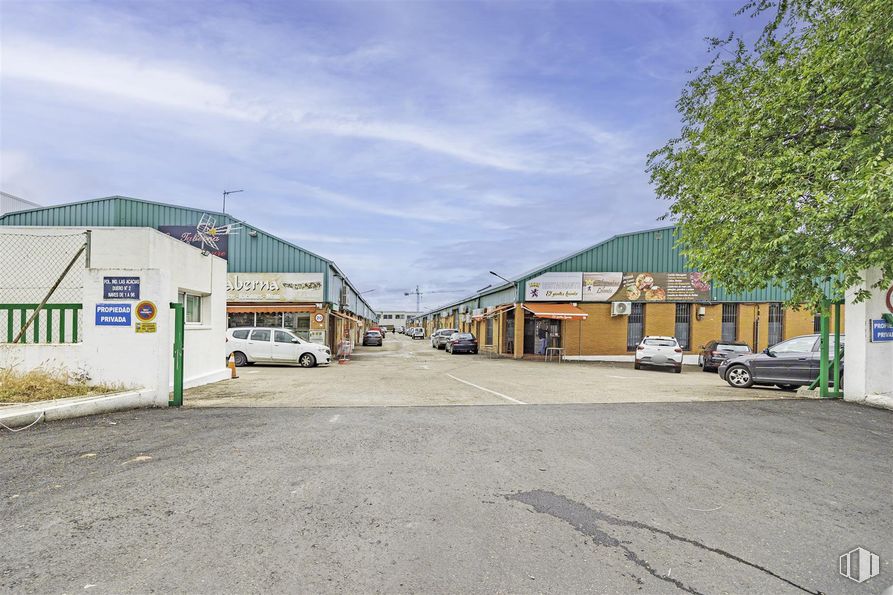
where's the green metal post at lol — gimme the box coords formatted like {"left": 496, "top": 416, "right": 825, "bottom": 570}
{"left": 831, "top": 302, "right": 842, "bottom": 398}
{"left": 169, "top": 302, "right": 185, "bottom": 407}
{"left": 819, "top": 300, "right": 829, "bottom": 398}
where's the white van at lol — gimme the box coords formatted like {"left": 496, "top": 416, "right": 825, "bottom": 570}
{"left": 227, "top": 327, "right": 331, "bottom": 367}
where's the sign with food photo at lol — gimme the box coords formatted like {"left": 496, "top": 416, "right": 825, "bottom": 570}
{"left": 618, "top": 272, "right": 710, "bottom": 302}
{"left": 582, "top": 272, "right": 710, "bottom": 302}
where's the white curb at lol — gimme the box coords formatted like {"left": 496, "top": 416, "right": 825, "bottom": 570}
{"left": 0, "top": 388, "right": 158, "bottom": 429}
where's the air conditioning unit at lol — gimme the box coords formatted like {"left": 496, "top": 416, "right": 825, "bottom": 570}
{"left": 611, "top": 301, "right": 632, "bottom": 316}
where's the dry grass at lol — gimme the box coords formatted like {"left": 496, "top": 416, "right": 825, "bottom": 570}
{"left": 0, "top": 367, "right": 122, "bottom": 404}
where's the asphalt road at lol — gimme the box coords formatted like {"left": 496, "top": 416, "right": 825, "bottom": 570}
{"left": 2, "top": 399, "right": 891, "bottom": 594}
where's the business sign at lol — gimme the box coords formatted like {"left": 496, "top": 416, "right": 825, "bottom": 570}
{"left": 159, "top": 225, "right": 229, "bottom": 259}
{"left": 95, "top": 303, "right": 131, "bottom": 326}
{"left": 103, "top": 277, "right": 140, "bottom": 300}
{"left": 309, "top": 330, "right": 326, "bottom": 345}
{"left": 870, "top": 319, "right": 893, "bottom": 342}
{"left": 226, "top": 273, "right": 324, "bottom": 302}
{"left": 525, "top": 272, "right": 583, "bottom": 301}
{"left": 584, "top": 272, "right": 711, "bottom": 302}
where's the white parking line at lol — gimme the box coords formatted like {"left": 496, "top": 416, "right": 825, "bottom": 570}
{"left": 446, "top": 374, "right": 526, "bottom": 405}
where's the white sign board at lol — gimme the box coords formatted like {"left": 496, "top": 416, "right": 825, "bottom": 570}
{"left": 582, "top": 272, "right": 624, "bottom": 302}
{"left": 227, "top": 273, "right": 324, "bottom": 302}
{"left": 525, "top": 272, "right": 582, "bottom": 301}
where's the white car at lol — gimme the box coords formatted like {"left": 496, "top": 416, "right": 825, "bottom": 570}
{"left": 227, "top": 327, "right": 331, "bottom": 368}
{"left": 409, "top": 327, "right": 425, "bottom": 340}
{"left": 634, "top": 336, "right": 683, "bottom": 373}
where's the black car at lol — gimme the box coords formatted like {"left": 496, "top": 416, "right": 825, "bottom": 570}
{"left": 445, "top": 332, "right": 478, "bottom": 354}
{"left": 697, "top": 340, "right": 752, "bottom": 372}
{"left": 718, "top": 333, "right": 844, "bottom": 390}
{"left": 362, "top": 330, "right": 383, "bottom": 347}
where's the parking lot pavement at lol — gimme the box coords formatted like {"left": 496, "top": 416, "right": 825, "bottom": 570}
{"left": 186, "top": 333, "right": 791, "bottom": 408}
{"left": 2, "top": 400, "right": 890, "bottom": 594}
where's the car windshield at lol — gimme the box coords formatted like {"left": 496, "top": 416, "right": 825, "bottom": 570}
{"left": 718, "top": 344, "right": 750, "bottom": 352}
{"left": 644, "top": 339, "right": 676, "bottom": 347}
{"left": 457, "top": 333, "right": 474, "bottom": 340}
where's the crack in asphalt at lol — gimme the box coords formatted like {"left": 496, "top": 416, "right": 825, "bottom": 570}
{"left": 506, "top": 489, "right": 821, "bottom": 595}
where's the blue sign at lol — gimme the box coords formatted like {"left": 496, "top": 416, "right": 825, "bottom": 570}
{"left": 870, "top": 319, "right": 893, "bottom": 342}
{"left": 95, "top": 303, "right": 132, "bottom": 326}
{"left": 103, "top": 277, "right": 140, "bottom": 300}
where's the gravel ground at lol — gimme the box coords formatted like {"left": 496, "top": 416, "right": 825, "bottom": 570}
{"left": 187, "top": 333, "right": 790, "bottom": 407}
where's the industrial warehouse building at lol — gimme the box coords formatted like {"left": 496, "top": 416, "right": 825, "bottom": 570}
{"left": 0, "top": 196, "right": 377, "bottom": 351}
{"left": 413, "top": 226, "right": 842, "bottom": 360}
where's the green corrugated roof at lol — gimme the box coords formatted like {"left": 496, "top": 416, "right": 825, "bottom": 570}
{"left": 0, "top": 195, "right": 377, "bottom": 317}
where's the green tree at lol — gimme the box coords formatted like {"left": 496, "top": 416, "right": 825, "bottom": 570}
{"left": 647, "top": 0, "right": 893, "bottom": 309}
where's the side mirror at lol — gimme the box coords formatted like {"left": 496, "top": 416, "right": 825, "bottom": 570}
{"left": 763, "top": 347, "right": 775, "bottom": 357}
{"left": 292, "top": 338, "right": 300, "bottom": 343}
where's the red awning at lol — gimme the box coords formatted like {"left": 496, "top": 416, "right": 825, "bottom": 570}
{"left": 522, "top": 303, "right": 588, "bottom": 320}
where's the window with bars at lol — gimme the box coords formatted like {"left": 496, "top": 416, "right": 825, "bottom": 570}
{"left": 486, "top": 317, "right": 494, "bottom": 346}
{"left": 626, "top": 303, "right": 645, "bottom": 351}
{"left": 674, "top": 303, "right": 692, "bottom": 350}
{"left": 768, "top": 303, "right": 784, "bottom": 346}
{"left": 721, "top": 304, "right": 738, "bottom": 342}
{"left": 813, "top": 314, "right": 822, "bottom": 333}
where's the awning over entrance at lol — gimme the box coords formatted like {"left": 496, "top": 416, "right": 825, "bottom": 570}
{"left": 227, "top": 305, "right": 317, "bottom": 314}
{"left": 522, "top": 303, "right": 588, "bottom": 320}
{"left": 331, "top": 310, "right": 361, "bottom": 324}
{"left": 476, "top": 304, "right": 515, "bottom": 320}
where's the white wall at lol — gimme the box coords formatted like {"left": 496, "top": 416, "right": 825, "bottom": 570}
{"left": 0, "top": 227, "right": 229, "bottom": 403}
{"left": 0, "top": 192, "right": 40, "bottom": 216}
{"left": 844, "top": 268, "right": 893, "bottom": 408}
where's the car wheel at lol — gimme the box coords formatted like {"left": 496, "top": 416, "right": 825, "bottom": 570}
{"left": 702, "top": 365, "right": 713, "bottom": 373}
{"left": 725, "top": 365, "right": 753, "bottom": 388}
{"left": 776, "top": 384, "right": 798, "bottom": 391}
{"left": 232, "top": 351, "right": 248, "bottom": 367}
{"left": 634, "top": 362, "right": 641, "bottom": 370}
{"left": 674, "top": 365, "right": 682, "bottom": 374}
{"left": 299, "top": 353, "right": 316, "bottom": 368}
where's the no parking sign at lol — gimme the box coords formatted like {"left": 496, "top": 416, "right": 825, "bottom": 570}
{"left": 135, "top": 300, "right": 158, "bottom": 333}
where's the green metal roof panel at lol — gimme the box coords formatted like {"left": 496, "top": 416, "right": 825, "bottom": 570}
{"left": 0, "top": 195, "right": 377, "bottom": 316}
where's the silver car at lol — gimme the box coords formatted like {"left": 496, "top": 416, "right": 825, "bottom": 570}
{"left": 431, "top": 328, "right": 459, "bottom": 350}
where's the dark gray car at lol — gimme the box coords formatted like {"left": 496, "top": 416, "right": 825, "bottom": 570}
{"left": 718, "top": 333, "right": 844, "bottom": 390}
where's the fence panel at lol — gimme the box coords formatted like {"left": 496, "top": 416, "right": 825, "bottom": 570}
{"left": 0, "top": 231, "right": 88, "bottom": 343}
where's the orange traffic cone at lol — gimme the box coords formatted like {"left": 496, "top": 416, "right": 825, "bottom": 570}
{"left": 228, "top": 353, "right": 239, "bottom": 378}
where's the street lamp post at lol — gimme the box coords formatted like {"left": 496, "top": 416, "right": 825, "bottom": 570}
{"left": 222, "top": 189, "right": 243, "bottom": 214}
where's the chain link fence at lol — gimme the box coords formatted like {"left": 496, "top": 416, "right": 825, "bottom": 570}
{"left": 0, "top": 231, "right": 89, "bottom": 343}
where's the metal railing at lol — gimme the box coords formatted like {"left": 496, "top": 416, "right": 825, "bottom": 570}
{"left": 1, "top": 303, "right": 83, "bottom": 343}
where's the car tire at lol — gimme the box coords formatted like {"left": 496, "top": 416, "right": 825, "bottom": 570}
{"left": 776, "top": 384, "right": 797, "bottom": 391}
{"left": 232, "top": 351, "right": 248, "bottom": 367}
{"left": 634, "top": 362, "right": 641, "bottom": 370}
{"left": 725, "top": 365, "right": 753, "bottom": 388}
{"left": 674, "top": 365, "right": 682, "bottom": 374}
{"left": 299, "top": 353, "right": 316, "bottom": 368}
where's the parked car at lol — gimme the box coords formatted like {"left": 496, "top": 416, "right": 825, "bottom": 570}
{"left": 446, "top": 332, "right": 478, "bottom": 354}
{"left": 363, "top": 330, "right": 383, "bottom": 346}
{"left": 410, "top": 327, "right": 425, "bottom": 340}
{"left": 634, "top": 336, "right": 683, "bottom": 373}
{"left": 227, "top": 327, "right": 331, "bottom": 368}
{"left": 719, "top": 333, "right": 845, "bottom": 390}
{"left": 431, "top": 328, "right": 459, "bottom": 349}
{"left": 697, "top": 340, "right": 752, "bottom": 372}
{"left": 371, "top": 327, "right": 385, "bottom": 340}
{"left": 396, "top": 326, "right": 405, "bottom": 333}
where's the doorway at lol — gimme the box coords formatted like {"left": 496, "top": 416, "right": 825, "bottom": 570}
{"left": 523, "top": 313, "right": 561, "bottom": 355}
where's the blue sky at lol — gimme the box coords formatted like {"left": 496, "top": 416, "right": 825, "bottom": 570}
{"left": 0, "top": 0, "right": 763, "bottom": 311}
